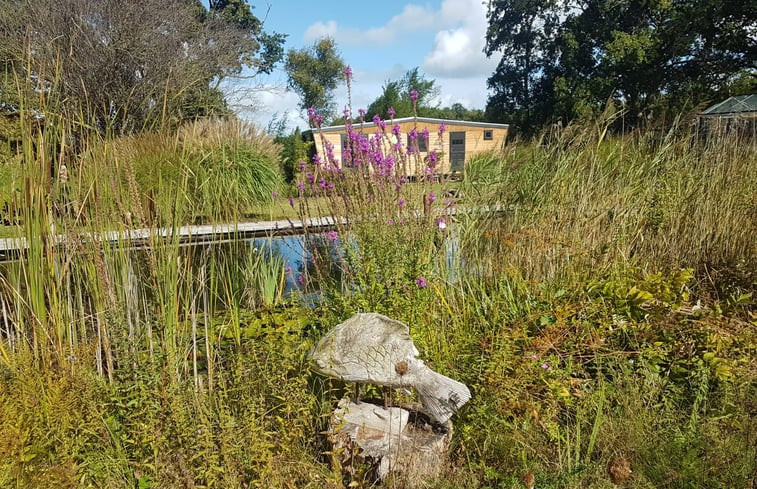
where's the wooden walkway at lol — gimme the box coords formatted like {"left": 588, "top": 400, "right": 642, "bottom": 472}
{"left": 0, "top": 217, "right": 341, "bottom": 262}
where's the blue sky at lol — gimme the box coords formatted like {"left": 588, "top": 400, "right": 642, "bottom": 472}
{"left": 229, "top": 0, "right": 498, "bottom": 129}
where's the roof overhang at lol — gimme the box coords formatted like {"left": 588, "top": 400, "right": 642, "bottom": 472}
{"left": 319, "top": 116, "right": 509, "bottom": 133}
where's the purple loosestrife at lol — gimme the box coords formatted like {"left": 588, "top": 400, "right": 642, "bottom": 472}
{"left": 387, "top": 106, "right": 396, "bottom": 118}
{"left": 410, "top": 90, "right": 419, "bottom": 102}
{"left": 308, "top": 107, "right": 324, "bottom": 127}
{"left": 372, "top": 114, "right": 387, "bottom": 132}
{"left": 358, "top": 108, "right": 366, "bottom": 120}
{"left": 415, "top": 276, "right": 427, "bottom": 287}
{"left": 438, "top": 123, "right": 446, "bottom": 134}
{"left": 326, "top": 230, "right": 339, "bottom": 243}
{"left": 427, "top": 191, "right": 436, "bottom": 204}
{"left": 392, "top": 124, "right": 401, "bottom": 136}
{"left": 344, "top": 65, "right": 352, "bottom": 81}
{"left": 288, "top": 197, "right": 295, "bottom": 208}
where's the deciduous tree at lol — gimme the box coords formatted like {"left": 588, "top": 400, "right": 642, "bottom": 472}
{"left": 0, "top": 0, "right": 285, "bottom": 132}
{"left": 284, "top": 37, "right": 345, "bottom": 122}
{"left": 485, "top": 0, "right": 757, "bottom": 134}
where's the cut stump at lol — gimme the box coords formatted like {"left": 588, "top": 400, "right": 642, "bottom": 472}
{"left": 330, "top": 399, "right": 452, "bottom": 488}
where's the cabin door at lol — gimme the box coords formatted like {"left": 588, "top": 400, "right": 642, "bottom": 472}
{"left": 449, "top": 131, "right": 465, "bottom": 172}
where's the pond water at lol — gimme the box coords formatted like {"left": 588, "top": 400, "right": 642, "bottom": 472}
{"left": 247, "top": 231, "right": 460, "bottom": 296}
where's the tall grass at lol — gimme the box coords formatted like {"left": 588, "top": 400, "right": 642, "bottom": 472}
{"left": 0, "top": 63, "right": 754, "bottom": 488}
{"left": 0, "top": 67, "right": 329, "bottom": 487}
{"left": 459, "top": 111, "right": 756, "bottom": 294}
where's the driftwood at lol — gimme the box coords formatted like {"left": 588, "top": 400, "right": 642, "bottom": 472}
{"left": 312, "top": 313, "right": 471, "bottom": 486}
{"left": 310, "top": 313, "right": 470, "bottom": 424}
{"left": 330, "top": 399, "right": 452, "bottom": 488}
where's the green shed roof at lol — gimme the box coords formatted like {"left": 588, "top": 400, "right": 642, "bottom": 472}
{"left": 701, "top": 94, "right": 757, "bottom": 116}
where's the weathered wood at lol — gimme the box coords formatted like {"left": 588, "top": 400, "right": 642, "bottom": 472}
{"left": 310, "top": 313, "right": 471, "bottom": 424}
{"left": 330, "top": 399, "right": 452, "bottom": 488}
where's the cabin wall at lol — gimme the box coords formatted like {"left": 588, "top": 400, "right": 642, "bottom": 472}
{"left": 314, "top": 121, "right": 507, "bottom": 177}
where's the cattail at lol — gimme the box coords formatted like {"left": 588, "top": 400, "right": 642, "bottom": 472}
{"left": 607, "top": 455, "right": 632, "bottom": 484}
{"left": 522, "top": 470, "right": 535, "bottom": 489}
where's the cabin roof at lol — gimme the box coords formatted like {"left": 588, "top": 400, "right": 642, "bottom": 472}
{"left": 318, "top": 116, "right": 509, "bottom": 133}
{"left": 701, "top": 94, "right": 757, "bottom": 116}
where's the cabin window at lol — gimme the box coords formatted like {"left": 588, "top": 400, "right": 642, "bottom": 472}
{"left": 407, "top": 134, "right": 428, "bottom": 152}
{"left": 340, "top": 134, "right": 353, "bottom": 166}
{"left": 483, "top": 129, "right": 493, "bottom": 140}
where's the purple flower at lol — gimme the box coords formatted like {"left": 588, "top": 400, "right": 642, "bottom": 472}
{"left": 409, "top": 128, "right": 418, "bottom": 140}
{"left": 285, "top": 266, "right": 292, "bottom": 274}
{"left": 421, "top": 128, "right": 429, "bottom": 140}
{"left": 416, "top": 277, "right": 427, "bottom": 287}
{"left": 297, "top": 275, "right": 305, "bottom": 285}
{"left": 438, "top": 123, "right": 446, "bottom": 134}
{"left": 541, "top": 362, "right": 551, "bottom": 371}
{"left": 427, "top": 192, "right": 436, "bottom": 204}
{"left": 297, "top": 181, "right": 305, "bottom": 192}
{"left": 436, "top": 217, "right": 447, "bottom": 231}
{"left": 387, "top": 106, "right": 396, "bottom": 118}
{"left": 392, "top": 124, "right": 401, "bottom": 136}
{"left": 298, "top": 160, "right": 307, "bottom": 171}
{"left": 410, "top": 90, "right": 419, "bottom": 102}
{"left": 344, "top": 65, "right": 353, "bottom": 80}
{"left": 386, "top": 219, "right": 394, "bottom": 225}
{"left": 397, "top": 197, "right": 405, "bottom": 209}
{"left": 358, "top": 108, "right": 366, "bottom": 119}
{"left": 325, "top": 230, "right": 338, "bottom": 242}
{"left": 288, "top": 196, "right": 295, "bottom": 208}
{"left": 372, "top": 114, "right": 386, "bottom": 131}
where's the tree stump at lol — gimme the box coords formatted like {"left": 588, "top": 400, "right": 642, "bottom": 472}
{"left": 330, "top": 399, "right": 452, "bottom": 488}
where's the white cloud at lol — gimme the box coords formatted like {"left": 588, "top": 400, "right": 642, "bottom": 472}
{"left": 303, "top": 20, "right": 337, "bottom": 41}
{"left": 303, "top": 3, "right": 439, "bottom": 45}
{"left": 422, "top": 0, "right": 498, "bottom": 78}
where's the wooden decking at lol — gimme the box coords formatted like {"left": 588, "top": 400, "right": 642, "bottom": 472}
{"left": 0, "top": 217, "right": 341, "bottom": 262}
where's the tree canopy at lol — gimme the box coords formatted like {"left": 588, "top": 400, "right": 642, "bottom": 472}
{"left": 284, "top": 37, "right": 345, "bottom": 122}
{"left": 0, "top": 0, "right": 285, "bottom": 132}
{"left": 365, "top": 67, "right": 439, "bottom": 119}
{"left": 485, "top": 0, "right": 757, "bottom": 133}
{"left": 361, "top": 68, "right": 484, "bottom": 122}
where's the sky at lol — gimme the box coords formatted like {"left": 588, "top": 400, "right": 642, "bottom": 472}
{"left": 227, "top": 0, "right": 499, "bottom": 130}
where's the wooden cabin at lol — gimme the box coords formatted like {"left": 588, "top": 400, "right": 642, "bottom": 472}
{"left": 313, "top": 117, "right": 509, "bottom": 177}
{"left": 698, "top": 94, "right": 756, "bottom": 142}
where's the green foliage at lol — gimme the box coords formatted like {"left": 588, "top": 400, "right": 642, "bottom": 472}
{"left": 365, "top": 67, "right": 439, "bottom": 119}
{"left": 0, "top": 69, "right": 754, "bottom": 488}
{"left": 485, "top": 0, "right": 757, "bottom": 133}
{"left": 276, "top": 127, "right": 313, "bottom": 183}
{"left": 81, "top": 117, "right": 281, "bottom": 223}
{"left": 285, "top": 37, "right": 345, "bottom": 120}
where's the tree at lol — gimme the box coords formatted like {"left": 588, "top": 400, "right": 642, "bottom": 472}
{"left": 365, "top": 67, "right": 439, "bottom": 119}
{"left": 0, "top": 0, "right": 285, "bottom": 132}
{"left": 284, "top": 37, "right": 345, "bottom": 122}
{"left": 485, "top": 0, "right": 757, "bottom": 134}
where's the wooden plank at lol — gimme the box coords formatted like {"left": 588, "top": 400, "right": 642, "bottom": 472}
{"left": 0, "top": 216, "right": 343, "bottom": 259}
